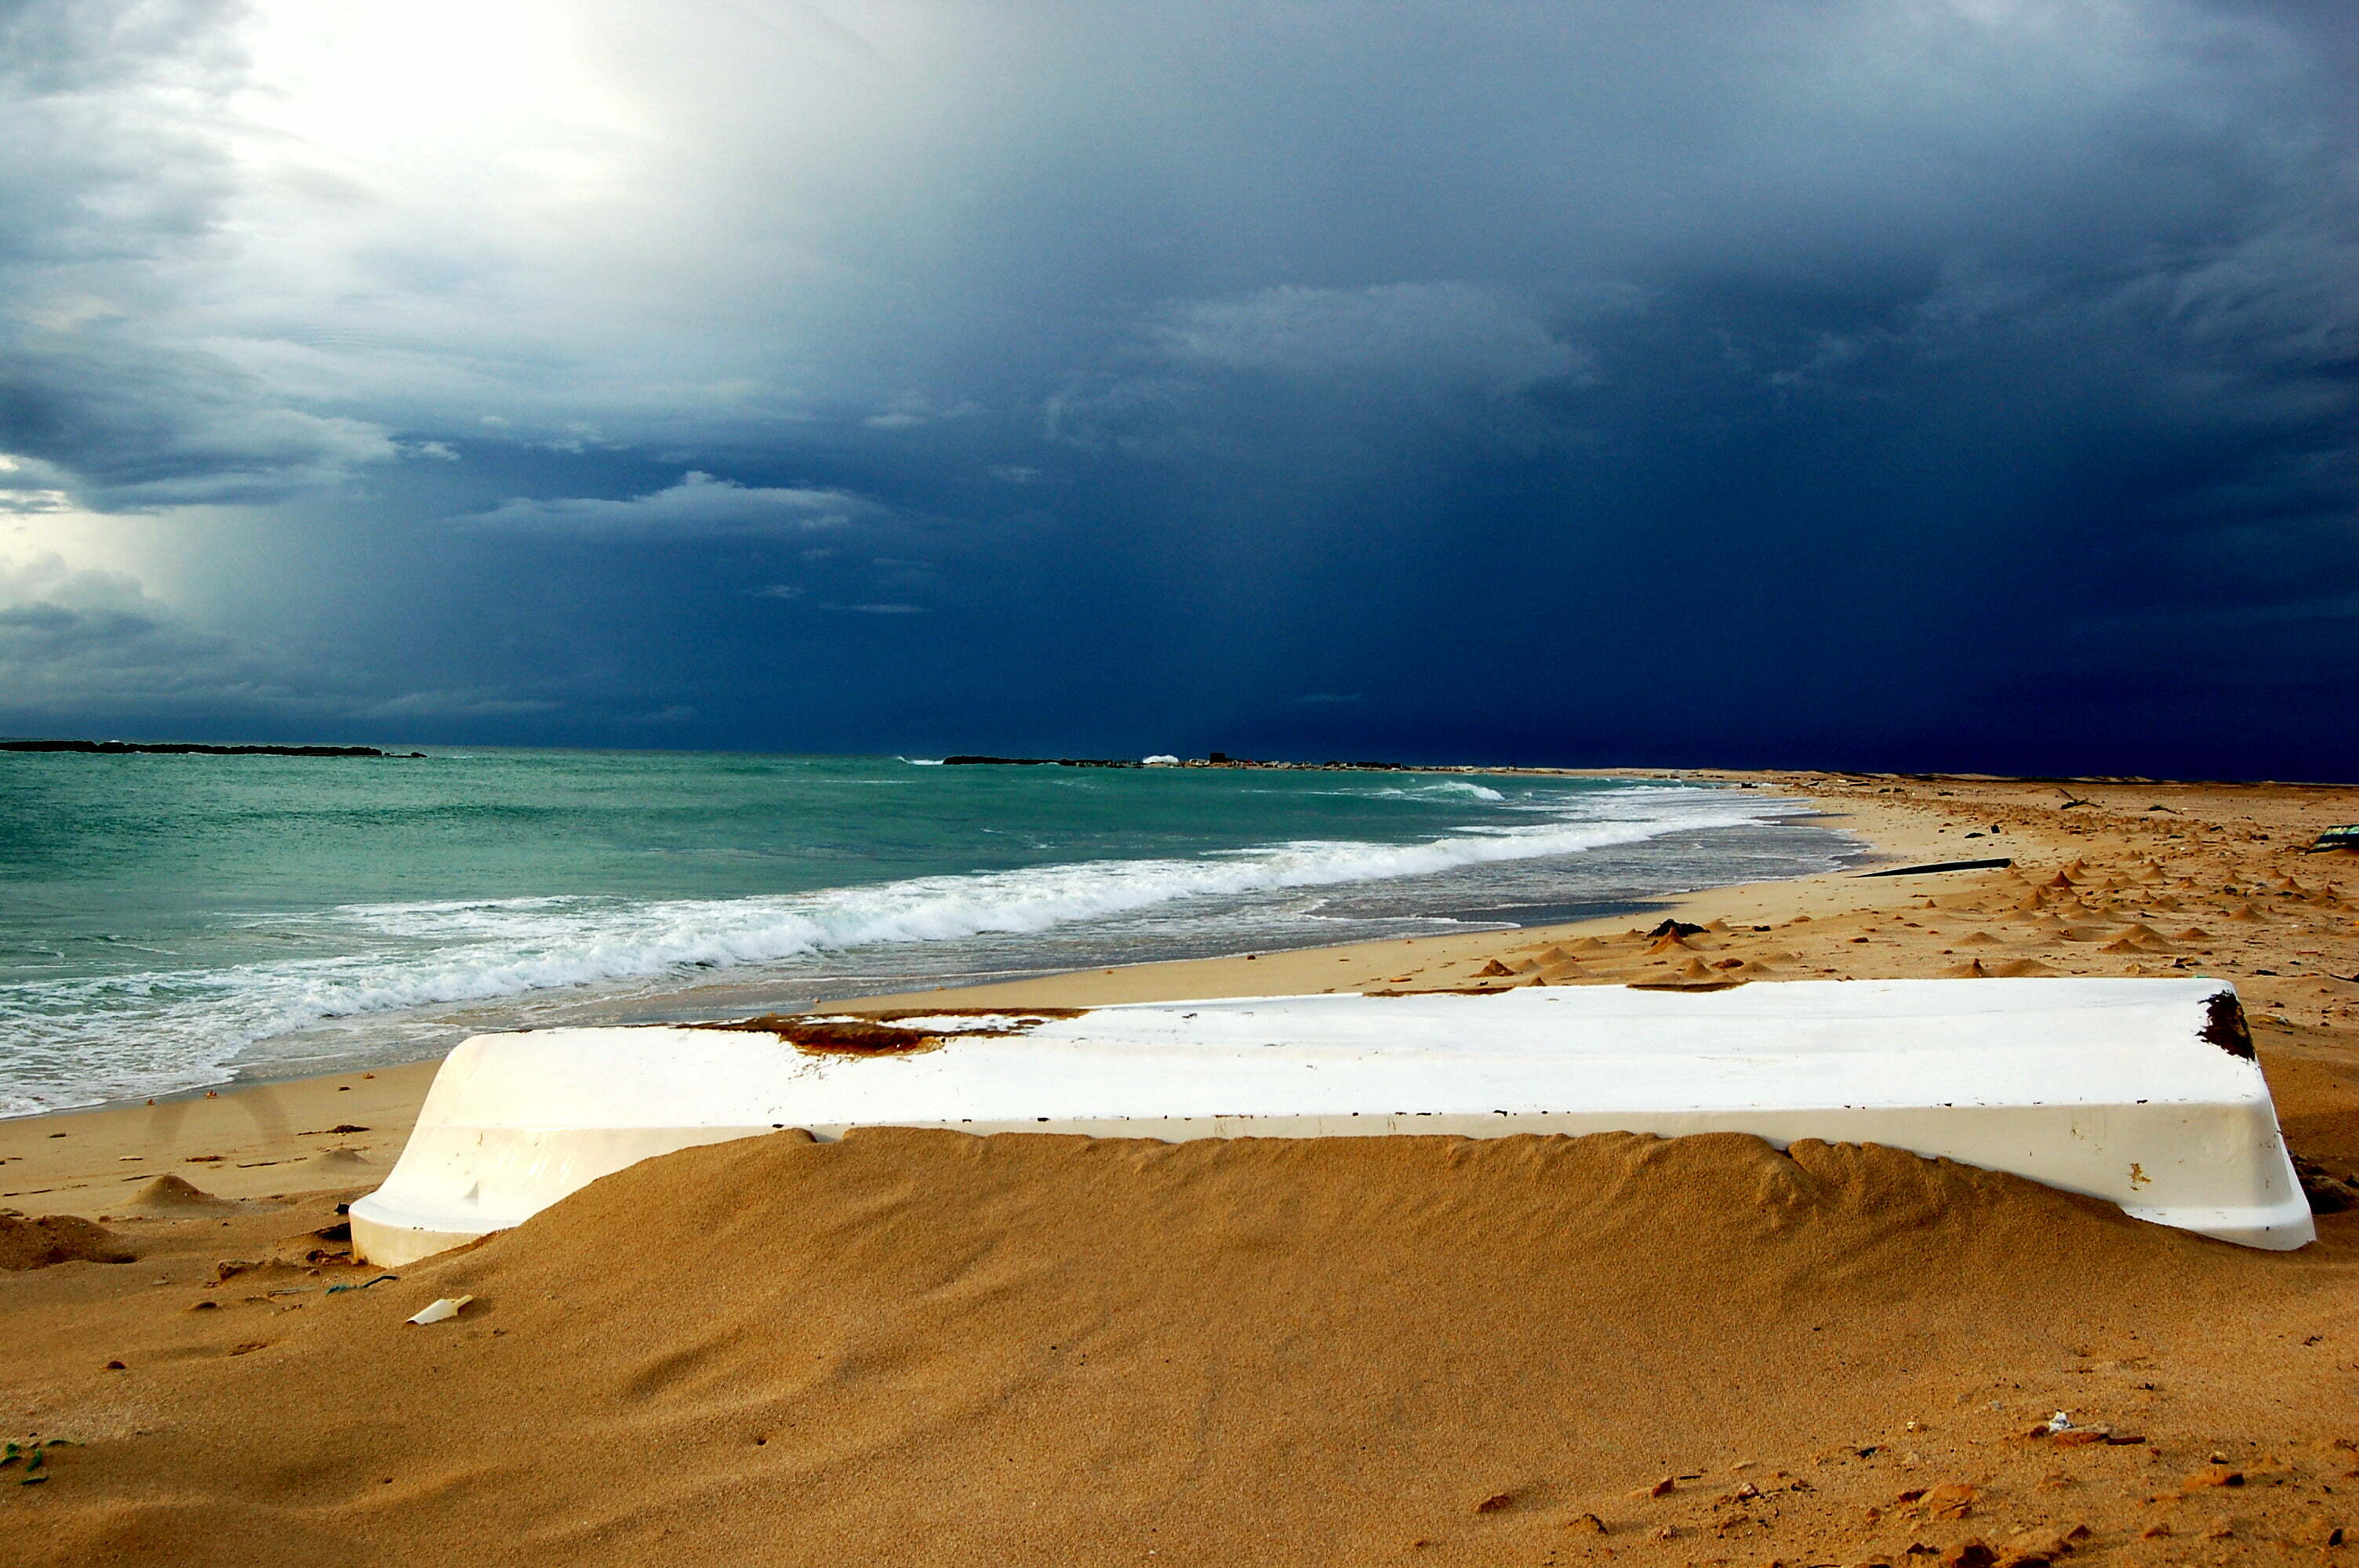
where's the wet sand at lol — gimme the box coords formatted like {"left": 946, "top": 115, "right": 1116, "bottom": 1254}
{"left": 3, "top": 775, "right": 2356, "bottom": 1565}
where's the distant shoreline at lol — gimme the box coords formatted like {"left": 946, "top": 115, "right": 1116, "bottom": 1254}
{"left": 0, "top": 739, "right": 422, "bottom": 757}
{"left": 938, "top": 753, "right": 1583, "bottom": 772}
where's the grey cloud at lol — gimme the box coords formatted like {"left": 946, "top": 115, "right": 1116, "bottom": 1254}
{"left": 0, "top": 0, "right": 249, "bottom": 96}
{"left": 0, "top": 550, "right": 283, "bottom": 718}
{"left": 533, "top": 426, "right": 621, "bottom": 456}
{"left": 0, "top": 550, "right": 571, "bottom": 732}
{"left": 0, "top": 332, "right": 397, "bottom": 505}
{"left": 0, "top": 552, "right": 164, "bottom": 615}
{"left": 619, "top": 703, "right": 697, "bottom": 725}
{"left": 463, "top": 473, "right": 885, "bottom": 537}
{"left": 0, "top": 599, "right": 102, "bottom": 632}
{"left": 356, "top": 689, "right": 562, "bottom": 720}
{"left": 2139, "top": 227, "right": 2359, "bottom": 383}
{"left": 1045, "top": 281, "right": 1598, "bottom": 463}
{"left": 1040, "top": 374, "right": 1198, "bottom": 460}
{"left": 3, "top": 0, "right": 381, "bottom": 479}
{"left": 0, "top": 457, "right": 75, "bottom": 513}
{"left": 1150, "top": 284, "right": 1587, "bottom": 393}
{"left": 0, "top": 0, "right": 241, "bottom": 267}
{"left": 863, "top": 396, "right": 980, "bottom": 430}
{"left": 0, "top": 2, "right": 270, "bottom": 510}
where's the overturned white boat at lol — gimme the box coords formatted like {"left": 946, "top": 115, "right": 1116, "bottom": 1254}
{"left": 350, "top": 977, "right": 2314, "bottom": 1266}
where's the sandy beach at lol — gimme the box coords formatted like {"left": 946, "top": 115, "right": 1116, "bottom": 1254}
{"left": 3, "top": 775, "right": 2356, "bottom": 1565}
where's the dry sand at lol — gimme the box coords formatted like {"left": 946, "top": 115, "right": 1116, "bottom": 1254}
{"left": 2, "top": 775, "right": 2356, "bottom": 1566}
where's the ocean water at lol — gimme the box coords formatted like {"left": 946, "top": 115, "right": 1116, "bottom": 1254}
{"left": 0, "top": 750, "right": 1859, "bottom": 1116}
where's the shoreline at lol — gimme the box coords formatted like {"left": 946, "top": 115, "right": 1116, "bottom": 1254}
{"left": 0, "top": 771, "right": 1849, "bottom": 1125}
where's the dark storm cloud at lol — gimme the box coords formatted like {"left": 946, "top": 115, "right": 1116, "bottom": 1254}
{"left": 1, "top": 1, "right": 2354, "bottom": 771}
{"left": 0, "top": 332, "right": 398, "bottom": 504}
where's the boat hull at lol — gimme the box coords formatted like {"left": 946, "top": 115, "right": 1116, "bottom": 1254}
{"left": 351, "top": 978, "right": 2314, "bottom": 1265}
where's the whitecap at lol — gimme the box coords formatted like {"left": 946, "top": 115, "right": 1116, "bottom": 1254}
{"left": 0, "top": 786, "right": 1816, "bottom": 1115}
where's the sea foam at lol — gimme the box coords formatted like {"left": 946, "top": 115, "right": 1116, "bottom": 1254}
{"left": 0, "top": 785, "right": 1812, "bottom": 1116}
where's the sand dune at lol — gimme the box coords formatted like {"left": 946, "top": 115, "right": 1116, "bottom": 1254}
{"left": 116, "top": 1174, "right": 249, "bottom": 1217}
{"left": 10, "top": 1128, "right": 2357, "bottom": 1566}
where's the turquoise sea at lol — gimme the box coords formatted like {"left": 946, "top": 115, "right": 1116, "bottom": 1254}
{"left": 0, "top": 750, "right": 1859, "bottom": 1116}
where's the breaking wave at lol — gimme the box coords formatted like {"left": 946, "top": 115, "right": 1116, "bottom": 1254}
{"left": 0, "top": 786, "right": 1805, "bottom": 1115}
{"left": 1369, "top": 781, "right": 1507, "bottom": 802}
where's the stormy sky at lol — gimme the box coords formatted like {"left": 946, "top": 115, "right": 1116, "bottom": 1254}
{"left": 3, "top": 0, "right": 2354, "bottom": 776}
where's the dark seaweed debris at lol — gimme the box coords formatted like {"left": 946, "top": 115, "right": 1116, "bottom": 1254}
{"left": 2201, "top": 990, "right": 2256, "bottom": 1060}
{"left": 694, "top": 1007, "right": 1090, "bottom": 1057}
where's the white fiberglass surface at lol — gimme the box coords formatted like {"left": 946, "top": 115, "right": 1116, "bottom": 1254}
{"left": 423, "top": 978, "right": 2262, "bottom": 1128}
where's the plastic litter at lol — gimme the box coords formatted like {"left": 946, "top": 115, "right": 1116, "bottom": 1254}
{"left": 327, "top": 1272, "right": 399, "bottom": 1295}
{"left": 405, "top": 1294, "right": 473, "bottom": 1326}
{"left": 2046, "top": 1411, "right": 2074, "bottom": 1433}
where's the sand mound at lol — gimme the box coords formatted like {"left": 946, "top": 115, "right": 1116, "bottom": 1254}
{"left": 118, "top": 1174, "right": 243, "bottom": 1215}
{"left": 306, "top": 1146, "right": 373, "bottom": 1171}
{"left": 0, "top": 1211, "right": 133, "bottom": 1271}
{"left": 2100, "top": 923, "right": 2175, "bottom": 954}
{"left": 24, "top": 1127, "right": 2332, "bottom": 1568}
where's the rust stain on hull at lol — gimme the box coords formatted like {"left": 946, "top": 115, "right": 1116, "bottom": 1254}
{"left": 692, "top": 1007, "right": 1093, "bottom": 1058}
